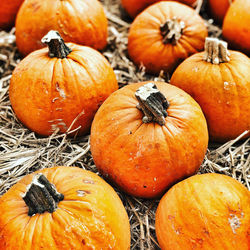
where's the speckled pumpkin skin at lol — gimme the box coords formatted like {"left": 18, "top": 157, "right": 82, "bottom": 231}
{"left": 156, "top": 173, "right": 250, "bottom": 250}
{"left": 90, "top": 81, "right": 208, "bottom": 198}
{"left": 15, "top": 0, "right": 108, "bottom": 56}
{"left": 9, "top": 43, "right": 118, "bottom": 136}
{"left": 0, "top": 166, "right": 131, "bottom": 250}
{"left": 170, "top": 50, "right": 250, "bottom": 142}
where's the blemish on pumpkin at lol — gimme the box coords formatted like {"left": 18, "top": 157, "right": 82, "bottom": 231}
{"left": 77, "top": 190, "right": 91, "bottom": 197}
{"left": 143, "top": 185, "right": 147, "bottom": 188}
{"left": 228, "top": 214, "right": 241, "bottom": 234}
{"left": 83, "top": 180, "right": 95, "bottom": 184}
{"left": 56, "top": 82, "right": 66, "bottom": 99}
{"left": 52, "top": 97, "right": 59, "bottom": 103}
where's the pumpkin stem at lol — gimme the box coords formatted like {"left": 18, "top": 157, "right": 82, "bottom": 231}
{"left": 22, "top": 173, "right": 64, "bottom": 216}
{"left": 41, "top": 30, "right": 72, "bottom": 59}
{"left": 203, "top": 37, "right": 230, "bottom": 64}
{"left": 135, "top": 82, "right": 169, "bottom": 126}
{"left": 160, "top": 17, "right": 185, "bottom": 45}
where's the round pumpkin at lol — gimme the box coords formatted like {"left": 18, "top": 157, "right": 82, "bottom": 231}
{"left": 9, "top": 31, "right": 118, "bottom": 136}
{"left": 208, "top": 0, "right": 233, "bottom": 23}
{"left": 128, "top": 1, "right": 208, "bottom": 75}
{"left": 170, "top": 37, "right": 250, "bottom": 142}
{"left": 0, "top": 166, "right": 131, "bottom": 249}
{"left": 222, "top": 0, "right": 250, "bottom": 55}
{"left": 15, "top": 0, "right": 108, "bottom": 56}
{"left": 90, "top": 81, "right": 208, "bottom": 198}
{"left": 121, "top": 0, "right": 196, "bottom": 18}
{"left": 155, "top": 173, "right": 250, "bottom": 250}
{"left": 0, "top": 0, "right": 24, "bottom": 30}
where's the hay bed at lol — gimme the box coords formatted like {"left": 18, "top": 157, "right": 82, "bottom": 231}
{"left": 0, "top": 0, "right": 249, "bottom": 249}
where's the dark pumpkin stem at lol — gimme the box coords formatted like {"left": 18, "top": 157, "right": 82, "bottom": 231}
{"left": 203, "top": 37, "right": 230, "bottom": 64}
{"left": 41, "top": 30, "right": 72, "bottom": 58}
{"left": 160, "top": 17, "right": 185, "bottom": 45}
{"left": 22, "top": 173, "right": 64, "bottom": 216}
{"left": 135, "top": 82, "right": 169, "bottom": 126}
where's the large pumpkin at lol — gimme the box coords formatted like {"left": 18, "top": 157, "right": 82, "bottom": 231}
{"left": 170, "top": 37, "right": 250, "bottom": 142}
{"left": 90, "top": 82, "right": 208, "bottom": 198}
{"left": 208, "top": 0, "right": 234, "bottom": 23}
{"left": 156, "top": 173, "right": 250, "bottom": 250}
{"left": 222, "top": 0, "right": 250, "bottom": 55}
{"left": 0, "top": 166, "right": 131, "bottom": 249}
{"left": 0, "top": 0, "right": 24, "bottom": 30}
{"left": 9, "top": 31, "right": 118, "bottom": 136}
{"left": 15, "top": 0, "right": 108, "bottom": 56}
{"left": 121, "top": 0, "right": 196, "bottom": 18}
{"left": 128, "top": 1, "right": 207, "bottom": 75}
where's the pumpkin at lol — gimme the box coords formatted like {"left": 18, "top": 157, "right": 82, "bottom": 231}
{"left": 0, "top": 166, "right": 131, "bottom": 249}
{"left": 0, "top": 0, "right": 24, "bottom": 30}
{"left": 170, "top": 37, "right": 250, "bottom": 142}
{"left": 208, "top": 0, "right": 234, "bottom": 23}
{"left": 121, "top": 0, "right": 197, "bottom": 18}
{"left": 155, "top": 173, "right": 250, "bottom": 250}
{"left": 222, "top": 0, "right": 250, "bottom": 55}
{"left": 90, "top": 82, "right": 208, "bottom": 198}
{"left": 9, "top": 30, "right": 118, "bottom": 136}
{"left": 15, "top": 0, "right": 108, "bottom": 56}
{"left": 128, "top": 1, "right": 208, "bottom": 75}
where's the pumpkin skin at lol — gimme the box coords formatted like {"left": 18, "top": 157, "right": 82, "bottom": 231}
{"left": 9, "top": 40, "right": 118, "bottom": 136}
{"left": 208, "top": 0, "right": 233, "bottom": 23}
{"left": 155, "top": 173, "right": 250, "bottom": 250}
{"left": 0, "top": 166, "right": 131, "bottom": 249}
{"left": 121, "top": 0, "right": 196, "bottom": 18}
{"left": 0, "top": 0, "right": 24, "bottom": 30}
{"left": 170, "top": 47, "right": 250, "bottom": 142}
{"left": 15, "top": 0, "right": 108, "bottom": 56}
{"left": 222, "top": 0, "right": 250, "bottom": 55}
{"left": 128, "top": 1, "right": 208, "bottom": 75}
{"left": 90, "top": 81, "right": 208, "bottom": 198}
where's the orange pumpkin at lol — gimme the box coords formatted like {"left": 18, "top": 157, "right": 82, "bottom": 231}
{"left": 208, "top": 0, "right": 233, "bottom": 23}
{"left": 155, "top": 173, "right": 250, "bottom": 250}
{"left": 90, "top": 82, "right": 208, "bottom": 198}
{"left": 121, "top": 0, "right": 196, "bottom": 18}
{"left": 0, "top": 166, "right": 131, "bottom": 249}
{"left": 9, "top": 31, "right": 118, "bottom": 136}
{"left": 0, "top": 0, "right": 24, "bottom": 30}
{"left": 128, "top": 1, "right": 207, "bottom": 75}
{"left": 222, "top": 0, "right": 250, "bottom": 55}
{"left": 15, "top": 0, "right": 107, "bottom": 56}
{"left": 171, "top": 37, "right": 250, "bottom": 142}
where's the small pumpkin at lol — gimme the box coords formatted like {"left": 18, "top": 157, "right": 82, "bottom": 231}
{"left": 128, "top": 1, "right": 208, "bottom": 75}
{"left": 9, "top": 30, "right": 118, "bottom": 136}
{"left": 15, "top": 0, "right": 108, "bottom": 56}
{"left": 222, "top": 0, "right": 250, "bottom": 55}
{"left": 155, "top": 173, "right": 250, "bottom": 250}
{"left": 121, "top": 0, "right": 197, "bottom": 18}
{"left": 0, "top": 166, "right": 131, "bottom": 249}
{"left": 90, "top": 82, "right": 208, "bottom": 198}
{"left": 170, "top": 37, "right": 250, "bottom": 142}
{"left": 208, "top": 0, "right": 234, "bottom": 23}
{"left": 0, "top": 0, "right": 24, "bottom": 30}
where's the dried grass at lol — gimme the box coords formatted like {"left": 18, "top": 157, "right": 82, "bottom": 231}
{"left": 0, "top": 0, "right": 249, "bottom": 249}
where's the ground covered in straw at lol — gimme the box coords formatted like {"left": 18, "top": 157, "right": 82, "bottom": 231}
{"left": 0, "top": 0, "right": 249, "bottom": 249}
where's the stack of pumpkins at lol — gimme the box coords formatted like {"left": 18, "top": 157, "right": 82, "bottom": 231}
{"left": 0, "top": 0, "right": 249, "bottom": 249}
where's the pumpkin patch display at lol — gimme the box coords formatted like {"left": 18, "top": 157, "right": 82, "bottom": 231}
{"left": 121, "top": 0, "right": 197, "bottom": 18}
{"left": 155, "top": 173, "right": 250, "bottom": 250}
{"left": 0, "top": 0, "right": 24, "bottom": 30}
{"left": 171, "top": 37, "right": 250, "bottom": 142}
{"left": 128, "top": 1, "right": 208, "bottom": 75}
{"left": 15, "top": 0, "right": 108, "bottom": 56}
{"left": 9, "top": 30, "right": 118, "bottom": 136}
{"left": 0, "top": 166, "right": 131, "bottom": 249}
{"left": 90, "top": 82, "right": 208, "bottom": 198}
{"left": 222, "top": 0, "right": 250, "bottom": 55}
